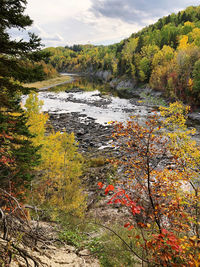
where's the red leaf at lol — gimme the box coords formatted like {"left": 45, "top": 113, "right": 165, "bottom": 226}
{"left": 124, "top": 222, "right": 130, "bottom": 228}
{"left": 98, "top": 182, "right": 104, "bottom": 189}
{"left": 105, "top": 185, "right": 114, "bottom": 195}
{"left": 161, "top": 229, "right": 168, "bottom": 235}
{"left": 131, "top": 205, "right": 141, "bottom": 215}
{"left": 114, "top": 199, "right": 121, "bottom": 204}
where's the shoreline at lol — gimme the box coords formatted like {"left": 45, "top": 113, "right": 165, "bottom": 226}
{"left": 23, "top": 75, "right": 73, "bottom": 91}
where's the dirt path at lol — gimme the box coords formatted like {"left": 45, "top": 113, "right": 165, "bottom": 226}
{"left": 10, "top": 222, "right": 100, "bottom": 267}
{"left": 11, "top": 245, "right": 100, "bottom": 267}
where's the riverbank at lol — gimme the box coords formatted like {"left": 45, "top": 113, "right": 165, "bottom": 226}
{"left": 81, "top": 70, "right": 200, "bottom": 126}
{"left": 23, "top": 75, "right": 72, "bottom": 90}
{"left": 20, "top": 73, "right": 200, "bottom": 266}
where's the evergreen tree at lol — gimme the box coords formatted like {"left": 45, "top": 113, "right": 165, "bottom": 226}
{"left": 0, "top": 0, "right": 43, "bottom": 187}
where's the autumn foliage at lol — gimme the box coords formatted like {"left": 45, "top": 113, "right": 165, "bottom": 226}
{"left": 44, "top": 6, "right": 200, "bottom": 105}
{"left": 24, "top": 92, "right": 86, "bottom": 218}
{"left": 99, "top": 102, "right": 200, "bottom": 266}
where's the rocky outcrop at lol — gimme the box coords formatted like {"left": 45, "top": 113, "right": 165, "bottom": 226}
{"left": 110, "top": 78, "right": 135, "bottom": 91}
{"left": 10, "top": 222, "right": 100, "bottom": 267}
{"left": 95, "top": 70, "right": 112, "bottom": 82}
{"left": 91, "top": 70, "right": 135, "bottom": 91}
{"left": 188, "top": 111, "right": 200, "bottom": 125}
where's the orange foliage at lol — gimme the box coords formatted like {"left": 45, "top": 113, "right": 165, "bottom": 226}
{"left": 99, "top": 113, "right": 200, "bottom": 266}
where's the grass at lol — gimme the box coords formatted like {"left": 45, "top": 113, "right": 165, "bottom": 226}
{"left": 56, "top": 210, "right": 143, "bottom": 267}
{"left": 139, "top": 91, "right": 167, "bottom": 107}
{"left": 58, "top": 217, "right": 142, "bottom": 267}
{"left": 97, "top": 224, "right": 142, "bottom": 267}
{"left": 23, "top": 75, "right": 71, "bottom": 89}
{"left": 87, "top": 156, "right": 107, "bottom": 167}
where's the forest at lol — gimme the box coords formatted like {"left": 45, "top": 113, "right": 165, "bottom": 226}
{"left": 0, "top": 1, "right": 200, "bottom": 266}
{"left": 45, "top": 5, "right": 200, "bottom": 105}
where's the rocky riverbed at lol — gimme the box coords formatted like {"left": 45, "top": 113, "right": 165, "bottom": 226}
{"left": 33, "top": 74, "right": 200, "bottom": 157}
{"left": 35, "top": 82, "right": 160, "bottom": 155}
{"left": 49, "top": 112, "right": 113, "bottom": 153}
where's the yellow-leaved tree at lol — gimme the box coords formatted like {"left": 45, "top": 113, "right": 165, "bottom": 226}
{"left": 25, "top": 92, "right": 86, "bottom": 218}
{"left": 160, "top": 101, "right": 200, "bottom": 256}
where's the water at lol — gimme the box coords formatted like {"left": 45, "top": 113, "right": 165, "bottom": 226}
{"left": 22, "top": 74, "right": 200, "bottom": 138}
{"left": 22, "top": 76, "right": 153, "bottom": 125}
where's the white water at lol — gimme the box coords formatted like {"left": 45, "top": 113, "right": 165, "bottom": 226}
{"left": 23, "top": 89, "right": 152, "bottom": 125}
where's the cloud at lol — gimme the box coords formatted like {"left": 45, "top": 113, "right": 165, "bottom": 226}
{"left": 31, "top": 24, "right": 63, "bottom": 42}
{"left": 38, "top": 15, "right": 140, "bottom": 47}
{"left": 8, "top": 24, "right": 64, "bottom": 47}
{"left": 26, "top": 0, "right": 92, "bottom": 24}
{"left": 8, "top": 0, "right": 200, "bottom": 47}
{"left": 90, "top": 0, "right": 200, "bottom": 25}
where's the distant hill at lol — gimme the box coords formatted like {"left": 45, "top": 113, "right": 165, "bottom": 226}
{"left": 44, "top": 5, "right": 200, "bottom": 104}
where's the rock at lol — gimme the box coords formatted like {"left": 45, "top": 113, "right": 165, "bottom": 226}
{"left": 188, "top": 112, "right": 200, "bottom": 124}
{"left": 77, "top": 128, "right": 85, "bottom": 135}
{"left": 66, "top": 88, "right": 84, "bottom": 93}
{"left": 49, "top": 112, "right": 113, "bottom": 154}
{"left": 116, "top": 80, "right": 135, "bottom": 91}
{"left": 95, "top": 70, "right": 112, "bottom": 82}
{"left": 78, "top": 249, "right": 90, "bottom": 256}
{"left": 65, "top": 245, "right": 77, "bottom": 252}
{"left": 109, "top": 78, "right": 119, "bottom": 88}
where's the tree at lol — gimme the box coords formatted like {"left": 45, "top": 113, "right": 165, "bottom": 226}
{"left": 150, "top": 46, "right": 176, "bottom": 96}
{"left": 178, "top": 35, "right": 190, "bottom": 50}
{"left": 193, "top": 59, "right": 200, "bottom": 97}
{"left": 25, "top": 93, "right": 86, "bottom": 219}
{"left": 42, "top": 5, "right": 200, "bottom": 104}
{"left": 0, "top": 1, "right": 53, "bottom": 265}
{"left": 138, "top": 57, "right": 151, "bottom": 82}
{"left": 189, "top": 27, "right": 200, "bottom": 47}
{"left": 181, "top": 21, "right": 195, "bottom": 35}
{"left": 152, "top": 45, "right": 174, "bottom": 67}
{"left": 0, "top": 0, "right": 43, "bottom": 188}
{"left": 99, "top": 102, "right": 200, "bottom": 266}
{"left": 121, "top": 37, "right": 138, "bottom": 77}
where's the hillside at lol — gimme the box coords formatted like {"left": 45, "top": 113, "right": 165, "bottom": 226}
{"left": 44, "top": 5, "right": 200, "bottom": 105}
{"left": 2, "top": 2, "right": 200, "bottom": 266}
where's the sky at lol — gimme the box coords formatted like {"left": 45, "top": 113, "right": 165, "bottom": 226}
{"left": 10, "top": 0, "right": 200, "bottom": 47}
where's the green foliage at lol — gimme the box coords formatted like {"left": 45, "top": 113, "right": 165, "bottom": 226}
{"left": 0, "top": 2, "right": 57, "bottom": 264}
{"left": 58, "top": 215, "right": 103, "bottom": 253}
{"left": 193, "top": 59, "right": 200, "bottom": 96}
{"left": 0, "top": 0, "right": 44, "bottom": 188}
{"left": 15, "top": 60, "right": 58, "bottom": 83}
{"left": 59, "top": 229, "right": 86, "bottom": 248}
{"left": 138, "top": 57, "right": 151, "bottom": 82}
{"left": 152, "top": 45, "right": 174, "bottom": 67}
{"left": 58, "top": 216, "right": 140, "bottom": 267}
{"left": 160, "top": 101, "right": 200, "bottom": 169}
{"left": 96, "top": 224, "right": 140, "bottom": 267}
{"left": 44, "top": 5, "right": 200, "bottom": 105}
{"left": 139, "top": 91, "right": 167, "bottom": 106}
{"left": 87, "top": 157, "right": 107, "bottom": 167}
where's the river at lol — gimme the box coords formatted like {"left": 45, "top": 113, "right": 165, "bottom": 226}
{"left": 28, "top": 74, "right": 157, "bottom": 125}
{"left": 22, "top": 74, "right": 200, "bottom": 152}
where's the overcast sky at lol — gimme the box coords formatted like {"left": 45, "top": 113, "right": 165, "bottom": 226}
{"left": 10, "top": 0, "right": 200, "bottom": 47}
